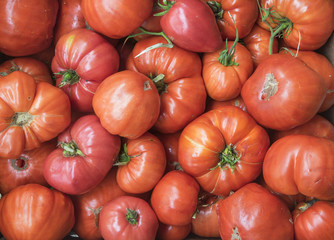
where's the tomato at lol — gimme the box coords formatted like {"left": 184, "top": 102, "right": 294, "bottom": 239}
{"left": 156, "top": 222, "right": 191, "bottom": 240}
{"left": 53, "top": 0, "right": 87, "bottom": 45}
{"left": 82, "top": 0, "right": 153, "bottom": 39}
{"left": 0, "top": 140, "right": 56, "bottom": 195}
{"left": 191, "top": 192, "right": 221, "bottom": 238}
{"left": 155, "top": 131, "right": 182, "bottom": 172}
{"left": 178, "top": 106, "right": 269, "bottom": 196}
{"left": 293, "top": 200, "right": 334, "bottom": 240}
{"left": 0, "top": 57, "right": 53, "bottom": 84}
{"left": 52, "top": 29, "right": 120, "bottom": 113}
{"left": 0, "top": 184, "right": 75, "bottom": 240}
{"left": 71, "top": 167, "right": 128, "bottom": 240}
{"left": 159, "top": 0, "right": 223, "bottom": 52}
{"left": 150, "top": 170, "right": 200, "bottom": 226}
{"left": 99, "top": 195, "right": 159, "bottom": 240}
{"left": 257, "top": 0, "right": 334, "bottom": 50}
{"left": 270, "top": 114, "right": 334, "bottom": 143}
{"left": 241, "top": 54, "right": 327, "bottom": 131}
{"left": 43, "top": 115, "right": 121, "bottom": 195}
{"left": 280, "top": 48, "right": 334, "bottom": 112}
{"left": 217, "top": 183, "right": 294, "bottom": 240}
{"left": 202, "top": 41, "right": 253, "bottom": 101}
{"left": 0, "top": 0, "right": 58, "bottom": 56}
{"left": 204, "top": 0, "right": 259, "bottom": 39}
{"left": 116, "top": 132, "right": 166, "bottom": 194}
{"left": 93, "top": 70, "right": 160, "bottom": 139}
{"left": 263, "top": 134, "right": 334, "bottom": 200}
{"left": 205, "top": 96, "right": 247, "bottom": 112}
{"left": 126, "top": 36, "right": 207, "bottom": 133}
{"left": 0, "top": 71, "right": 71, "bottom": 159}
{"left": 243, "top": 23, "right": 279, "bottom": 68}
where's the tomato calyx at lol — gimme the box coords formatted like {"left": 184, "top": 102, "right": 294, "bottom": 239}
{"left": 212, "top": 144, "right": 240, "bottom": 172}
{"left": 154, "top": 0, "right": 175, "bottom": 17}
{"left": 54, "top": 69, "right": 80, "bottom": 87}
{"left": 58, "top": 140, "right": 85, "bottom": 157}
{"left": 11, "top": 112, "right": 34, "bottom": 127}
{"left": 260, "top": 73, "right": 278, "bottom": 101}
{"left": 207, "top": 1, "right": 224, "bottom": 19}
{"left": 11, "top": 157, "right": 28, "bottom": 171}
{"left": 0, "top": 61, "right": 20, "bottom": 76}
{"left": 149, "top": 73, "right": 167, "bottom": 94}
{"left": 126, "top": 208, "right": 139, "bottom": 226}
{"left": 114, "top": 143, "right": 142, "bottom": 166}
{"left": 297, "top": 199, "right": 319, "bottom": 213}
{"left": 218, "top": 13, "right": 239, "bottom": 67}
{"left": 88, "top": 206, "right": 103, "bottom": 228}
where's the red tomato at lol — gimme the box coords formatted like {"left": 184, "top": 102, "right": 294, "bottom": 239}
{"left": 0, "top": 0, "right": 59, "bottom": 56}
{"left": 116, "top": 132, "right": 166, "bottom": 194}
{"left": 150, "top": 170, "right": 200, "bottom": 226}
{"left": 241, "top": 54, "right": 327, "bottom": 131}
{"left": 0, "top": 184, "right": 75, "bottom": 240}
{"left": 92, "top": 70, "right": 160, "bottom": 139}
{"left": 43, "top": 115, "right": 121, "bottom": 195}
{"left": 99, "top": 195, "right": 159, "bottom": 240}
{"left": 178, "top": 106, "right": 270, "bottom": 196}
{"left": 257, "top": 0, "right": 334, "bottom": 50}
{"left": 52, "top": 29, "right": 120, "bottom": 112}
{"left": 126, "top": 36, "right": 207, "bottom": 133}
{"left": 270, "top": 114, "right": 334, "bottom": 143}
{"left": 156, "top": 222, "right": 191, "bottom": 240}
{"left": 280, "top": 48, "right": 334, "bottom": 112}
{"left": 202, "top": 41, "right": 253, "bottom": 101}
{"left": 0, "top": 57, "right": 53, "bottom": 84}
{"left": 293, "top": 200, "right": 334, "bottom": 240}
{"left": 0, "top": 71, "right": 71, "bottom": 159}
{"left": 243, "top": 23, "right": 279, "bottom": 68}
{"left": 0, "top": 140, "right": 56, "bottom": 194}
{"left": 217, "top": 183, "right": 294, "bottom": 240}
{"left": 204, "top": 0, "right": 259, "bottom": 39}
{"left": 71, "top": 168, "right": 128, "bottom": 240}
{"left": 53, "top": 0, "right": 86, "bottom": 45}
{"left": 191, "top": 192, "right": 221, "bottom": 238}
{"left": 160, "top": 0, "right": 223, "bottom": 52}
{"left": 81, "top": 0, "right": 153, "bottom": 39}
{"left": 205, "top": 96, "right": 247, "bottom": 112}
{"left": 263, "top": 134, "right": 334, "bottom": 200}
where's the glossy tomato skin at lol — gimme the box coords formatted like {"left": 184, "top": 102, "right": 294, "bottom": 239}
{"left": 150, "top": 170, "right": 200, "bottom": 226}
{"left": 0, "top": 184, "right": 75, "bottom": 240}
{"left": 178, "top": 106, "right": 270, "bottom": 196}
{"left": 241, "top": 54, "right": 327, "bottom": 131}
{"left": 43, "top": 115, "right": 121, "bottom": 195}
{"left": 280, "top": 49, "right": 334, "bottom": 112}
{"left": 293, "top": 200, "right": 334, "bottom": 240}
{"left": 82, "top": 0, "right": 153, "bottom": 39}
{"left": 205, "top": 96, "right": 247, "bottom": 112}
{"left": 270, "top": 114, "right": 334, "bottom": 143}
{"left": 116, "top": 132, "right": 166, "bottom": 194}
{"left": 0, "top": 0, "right": 58, "bottom": 56}
{"left": 156, "top": 222, "right": 191, "bottom": 240}
{"left": 54, "top": 0, "right": 86, "bottom": 44}
{"left": 0, "top": 140, "right": 56, "bottom": 195}
{"left": 52, "top": 29, "right": 119, "bottom": 113}
{"left": 71, "top": 167, "right": 127, "bottom": 240}
{"left": 204, "top": 0, "right": 258, "bottom": 40}
{"left": 93, "top": 70, "right": 160, "bottom": 139}
{"left": 99, "top": 196, "right": 159, "bottom": 240}
{"left": 257, "top": 0, "right": 334, "bottom": 50}
{"left": 243, "top": 23, "right": 279, "bottom": 68}
{"left": 0, "top": 71, "right": 71, "bottom": 159}
{"left": 0, "top": 57, "right": 53, "bottom": 84}
{"left": 217, "top": 183, "right": 294, "bottom": 240}
{"left": 126, "top": 36, "right": 207, "bottom": 133}
{"left": 263, "top": 135, "right": 334, "bottom": 200}
{"left": 160, "top": 0, "right": 223, "bottom": 52}
{"left": 202, "top": 41, "right": 253, "bottom": 101}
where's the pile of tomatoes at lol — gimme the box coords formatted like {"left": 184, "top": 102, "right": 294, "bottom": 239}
{"left": 0, "top": 0, "right": 333, "bottom": 239}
